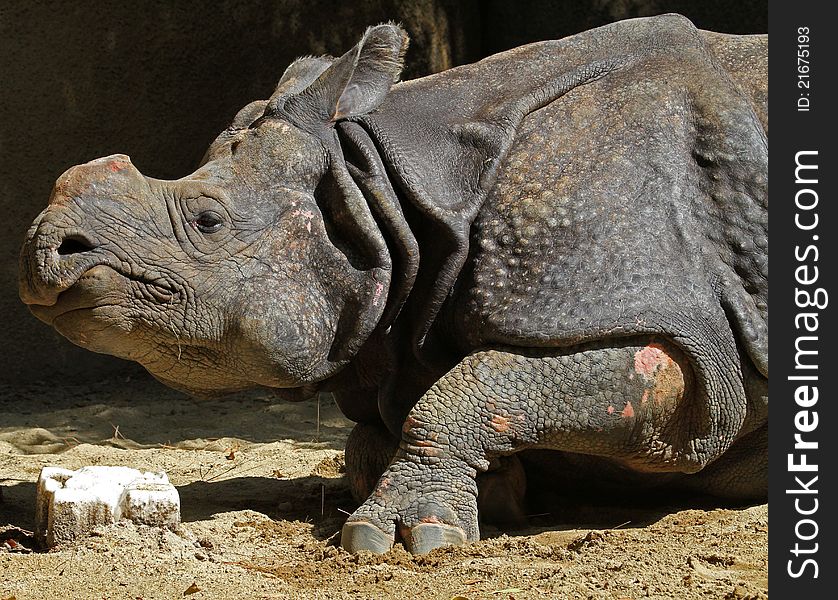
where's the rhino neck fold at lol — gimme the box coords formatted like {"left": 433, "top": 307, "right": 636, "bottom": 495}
{"left": 316, "top": 130, "right": 391, "bottom": 366}
{"left": 351, "top": 45, "right": 622, "bottom": 367}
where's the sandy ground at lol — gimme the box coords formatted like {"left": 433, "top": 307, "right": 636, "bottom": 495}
{"left": 0, "top": 376, "right": 767, "bottom": 599}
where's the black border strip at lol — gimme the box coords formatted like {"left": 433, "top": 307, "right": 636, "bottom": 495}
{"left": 770, "top": 1, "right": 838, "bottom": 594}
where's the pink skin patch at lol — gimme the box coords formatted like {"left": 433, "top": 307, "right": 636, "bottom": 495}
{"left": 402, "top": 415, "right": 419, "bottom": 433}
{"left": 419, "top": 515, "right": 445, "bottom": 524}
{"left": 372, "top": 282, "right": 384, "bottom": 306}
{"left": 634, "top": 344, "right": 671, "bottom": 380}
{"left": 107, "top": 158, "right": 128, "bottom": 172}
{"left": 607, "top": 405, "right": 615, "bottom": 414}
{"left": 621, "top": 401, "right": 635, "bottom": 418}
{"left": 490, "top": 415, "right": 510, "bottom": 433}
{"left": 374, "top": 477, "right": 391, "bottom": 497}
{"left": 290, "top": 209, "right": 315, "bottom": 232}
{"left": 641, "top": 390, "right": 649, "bottom": 405}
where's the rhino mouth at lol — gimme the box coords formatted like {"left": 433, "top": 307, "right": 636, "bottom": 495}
{"left": 28, "top": 263, "right": 180, "bottom": 326}
{"left": 129, "top": 272, "right": 181, "bottom": 304}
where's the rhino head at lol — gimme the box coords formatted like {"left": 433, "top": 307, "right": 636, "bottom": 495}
{"left": 19, "top": 25, "right": 408, "bottom": 397}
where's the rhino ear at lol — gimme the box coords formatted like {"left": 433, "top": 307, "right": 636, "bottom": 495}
{"left": 279, "top": 24, "right": 408, "bottom": 128}
{"left": 274, "top": 56, "right": 334, "bottom": 96}
{"left": 328, "top": 23, "right": 409, "bottom": 120}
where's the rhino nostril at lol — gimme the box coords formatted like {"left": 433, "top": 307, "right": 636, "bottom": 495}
{"left": 57, "top": 235, "right": 97, "bottom": 256}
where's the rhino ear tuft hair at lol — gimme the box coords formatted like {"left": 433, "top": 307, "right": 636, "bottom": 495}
{"left": 332, "top": 23, "right": 409, "bottom": 120}
{"left": 279, "top": 23, "right": 409, "bottom": 129}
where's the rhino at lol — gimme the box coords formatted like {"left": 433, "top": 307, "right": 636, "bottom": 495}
{"left": 19, "top": 14, "right": 767, "bottom": 554}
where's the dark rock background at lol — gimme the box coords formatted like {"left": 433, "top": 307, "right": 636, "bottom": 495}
{"left": 0, "top": 0, "right": 766, "bottom": 385}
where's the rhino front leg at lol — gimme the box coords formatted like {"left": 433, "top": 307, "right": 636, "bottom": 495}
{"left": 344, "top": 422, "right": 400, "bottom": 503}
{"left": 341, "top": 340, "right": 735, "bottom": 554}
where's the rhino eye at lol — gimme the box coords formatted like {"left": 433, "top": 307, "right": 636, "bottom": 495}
{"left": 192, "top": 211, "right": 224, "bottom": 234}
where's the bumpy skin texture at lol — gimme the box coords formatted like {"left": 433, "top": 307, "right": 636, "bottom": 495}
{"left": 346, "top": 343, "right": 688, "bottom": 549}
{"left": 19, "top": 16, "right": 767, "bottom": 555}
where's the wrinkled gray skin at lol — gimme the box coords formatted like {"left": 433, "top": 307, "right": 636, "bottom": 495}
{"left": 20, "top": 15, "right": 767, "bottom": 555}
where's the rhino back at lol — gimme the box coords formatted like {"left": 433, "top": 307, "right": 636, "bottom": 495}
{"left": 362, "top": 15, "right": 733, "bottom": 354}
{"left": 699, "top": 32, "right": 768, "bottom": 133}
{"left": 350, "top": 17, "right": 767, "bottom": 434}
{"left": 450, "top": 31, "right": 767, "bottom": 394}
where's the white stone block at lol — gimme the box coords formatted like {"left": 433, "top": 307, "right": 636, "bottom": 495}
{"left": 35, "top": 466, "right": 180, "bottom": 547}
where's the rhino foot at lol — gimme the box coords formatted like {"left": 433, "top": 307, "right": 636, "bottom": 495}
{"left": 403, "top": 523, "right": 468, "bottom": 554}
{"left": 341, "top": 455, "right": 479, "bottom": 554}
{"left": 342, "top": 520, "right": 468, "bottom": 555}
{"left": 340, "top": 521, "right": 396, "bottom": 554}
